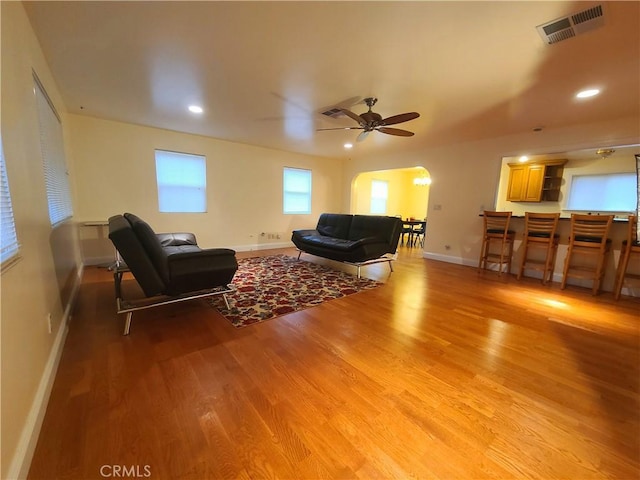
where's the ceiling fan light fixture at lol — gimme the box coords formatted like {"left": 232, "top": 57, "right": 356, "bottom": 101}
{"left": 413, "top": 177, "right": 431, "bottom": 186}
{"left": 317, "top": 97, "right": 419, "bottom": 142}
{"left": 344, "top": 143, "right": 353, "bottom": 149}
{"left": 596, "top": 148, "right": 615, "bottom": 158}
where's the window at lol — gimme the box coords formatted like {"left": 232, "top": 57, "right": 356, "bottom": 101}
{"left": 283, "top": 167, "right": 311, "bottom": 214}
{"left": 370, "top": 180, "right": 388, "bottom": 214}
{"left": 567, "top": 173, "right": 637, "bottom": 213}
{"left": 0, "top": 135, "right": 19, "bottom": 266}
{"left": 35, "top": 74, "right": 73, "bottom": 226}
{"left": 155, "top": 150, "right": 207, "bottom": 213}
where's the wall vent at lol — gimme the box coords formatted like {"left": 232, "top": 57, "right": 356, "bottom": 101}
{"left": 536, "top": 4, "right": 604, "bottom": 45}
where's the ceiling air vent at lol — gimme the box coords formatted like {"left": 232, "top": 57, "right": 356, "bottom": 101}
{"left": 321, "top": 107, "right": 344, "bottom": 118}
{"left": 536, "top": 4, "right": 604, "bottom": 45}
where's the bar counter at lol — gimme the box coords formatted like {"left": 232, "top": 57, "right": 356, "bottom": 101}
{"left": 495, "top": 214, "right": 634, "bottom": 295}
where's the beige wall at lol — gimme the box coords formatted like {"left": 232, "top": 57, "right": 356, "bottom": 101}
{"left": 1, "top": 3, "right": 82, "bottom": 478}
{"left": 67, "top": 114, "right": 344, "bottom": 263}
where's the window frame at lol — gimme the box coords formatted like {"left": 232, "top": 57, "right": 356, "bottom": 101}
{"left": 154, "top": 149, "right": 207, "bottom": 214}
{"left": 283, "top": 167, "right": 312, "bottom": 215}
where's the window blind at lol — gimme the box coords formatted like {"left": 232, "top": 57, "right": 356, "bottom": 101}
{"left": 636, "top": 154, "right": 640, "bottom": 240}
{"left": 283, "top": 167, "right": 311, "bottom": 214}
{"left": 34, "top": 74, "right": 73, "bottom": 226}
{"left": 0, "top": 135, "right": 19, "bottom": 265}
{"left": 370, "top": 179, "right": 388, "bottom": 214}
{"left": 155, "top": 149, "right": 207, "bottom": 213}
{"left": 566, "top": 172, "right": 636, "bottom": 213}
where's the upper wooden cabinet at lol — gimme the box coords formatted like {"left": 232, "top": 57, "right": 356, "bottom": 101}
{"left": 506, "top": 160, "right": 567, "bottom": 202}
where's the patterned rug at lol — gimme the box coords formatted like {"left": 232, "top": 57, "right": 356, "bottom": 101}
{"left": 208, "top": 254, "right": 382, "bottom": 327}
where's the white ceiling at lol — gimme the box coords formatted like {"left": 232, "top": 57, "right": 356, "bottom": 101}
{"left": 23, "top": 1, "right": 640, "bottom": 160}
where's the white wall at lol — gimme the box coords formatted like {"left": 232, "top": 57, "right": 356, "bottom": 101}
{"left": 67, "top": 114, "right": 344, "bottom": 263}
{"left": 1, "top": 3, "right": 83, "bottom": 478}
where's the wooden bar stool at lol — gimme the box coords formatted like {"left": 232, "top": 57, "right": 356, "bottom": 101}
{"left": 517, "top": 212, "right": 560, "bottom": 284}
{"left": 478, "top": 211, "right": 515, "bottom": 275}
{"left": 561, "top": 214, "right": 613, "bottom": 295}
{"left": 614, "top": 215, "right": 640, "bottom": 300}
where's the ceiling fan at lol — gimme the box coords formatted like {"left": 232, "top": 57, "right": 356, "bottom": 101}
{"left": 317, "top": 97, "right": 420, "bottom": 142}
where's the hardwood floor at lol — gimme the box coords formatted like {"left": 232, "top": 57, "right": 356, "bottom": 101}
{"left": 29, "top": 247, "right": 639, "bottom": 479}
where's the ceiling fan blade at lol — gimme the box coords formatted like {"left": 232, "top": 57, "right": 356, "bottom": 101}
{"left": 340, "top": 108, "right": 366, "bottom": 125}
{"left": 356, "top": 131, "right": 370, "bottom": 142}
{"left": 316, "top": 127, "right": 364, "bottom": 131}
{"left": 381, "top": 112, "right": 420, "bottom": 126}
{"left": 377, "top": 127, "right": 415, "bottom": 137}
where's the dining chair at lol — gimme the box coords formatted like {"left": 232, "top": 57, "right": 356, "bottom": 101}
{"left": 401, "top": 222, "right": 414, "bottom": 246}
{"left": 517, "top": 212, "right": 560, "bottom": 284}
{"left": 561, "top": 213, "right": 613, "bottom": 295}
{"left": 412, "top": 221, "right": 426, "bottom": 247}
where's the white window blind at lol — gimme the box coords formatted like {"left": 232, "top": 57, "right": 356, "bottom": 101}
{"left": 636, "top": 155, "right": 640, "bottom": 240}
{"left": 35, "top": 74, "right": 73, "bottom": 226}
{"left": 155, "top": 150, "right": 207, "bottom": 213}
{"left": 0, "top": 135, "right": 19, "bottom": 265}
{"left": 567, "top": 173, "right": 637, "bottom": 213}
{"left": 370, "top": 179, "right": 388, "bottom": 214}
{"left": 283, "top": 167, "right": 311, "bottom": 214}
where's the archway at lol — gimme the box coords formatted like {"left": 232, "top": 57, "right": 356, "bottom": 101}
{"left": 351, "top": 166, "right": 431, "bottom": 221}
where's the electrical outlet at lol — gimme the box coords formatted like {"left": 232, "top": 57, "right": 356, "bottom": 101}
{"left": 433, "top": 204, "right": 442, "bottom": 211}
{"left": 46, "top": 313, "right": 52, "bottom": 334}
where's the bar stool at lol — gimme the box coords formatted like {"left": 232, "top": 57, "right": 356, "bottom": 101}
{"left": 517, "top": 212, "right": 560, "bottom": 284}
{"left": 478, "top": 211, "right": 515, "bottom": 275}
{"left": 614, "top": 215, "right": 640, "bottom": 300}
{"left": 561, "top": 214, "right": 613, "bottom": 295}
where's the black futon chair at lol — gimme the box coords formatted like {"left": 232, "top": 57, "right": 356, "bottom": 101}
{"left": 108, "top": 213, "right": 238, "bottom": 334}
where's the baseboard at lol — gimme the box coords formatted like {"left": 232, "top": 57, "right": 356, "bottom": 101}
{"left": 234, "top": 241, "right": 294, "bottom": 252}
{"left": 423, "top": 251, "right": 477, "bottom": 267}
{"left": 6, "top": 264, "right": 83, "bottom": 480}
{"left": 81, "top": 254, "right": 114, "bottom": 266}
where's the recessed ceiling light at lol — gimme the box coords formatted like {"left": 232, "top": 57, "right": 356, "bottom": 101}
{"left": 188, "top": 105, "right": 204, "bottom": 113}
{"left": 518, "top": 155, "right": 529, "bottom": 162}
{"left": 576, "top": 89, "right": 600, "bottom": 99}
{"left": 344, "top": 143, "right": 353, "bottom": 149}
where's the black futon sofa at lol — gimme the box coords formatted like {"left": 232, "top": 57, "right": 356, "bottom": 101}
{"left": 108, "top": 213, "right": 238, "bottom": 334}
{"left": 291, "top": 213, "right": 402, "bottom": 277}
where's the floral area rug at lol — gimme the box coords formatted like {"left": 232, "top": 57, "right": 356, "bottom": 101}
{"left": 208, "top": 254, "right": 382, "bottom": 327}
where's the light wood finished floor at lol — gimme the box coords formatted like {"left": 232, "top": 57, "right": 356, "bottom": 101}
{"left": 29, "top": 247, "right": 639, "bottom": 479}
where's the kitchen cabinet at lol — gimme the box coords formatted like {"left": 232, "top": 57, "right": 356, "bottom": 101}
{"left": 507, "top": 160, "right": 566, "bottom": 202}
